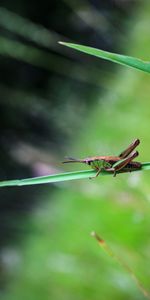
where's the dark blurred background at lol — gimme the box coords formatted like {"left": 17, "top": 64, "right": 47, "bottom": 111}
{"left": 0, "top": 0, "right": 137, "bottom": 247}
{"left": 1, "top": 1, "right": 149, "bottom": 299}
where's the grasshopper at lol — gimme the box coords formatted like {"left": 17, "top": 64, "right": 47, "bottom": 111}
{"left": 63, "top": 139, "right": 141, "bottom": 178}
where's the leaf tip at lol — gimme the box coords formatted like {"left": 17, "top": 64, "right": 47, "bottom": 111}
{"left": 58, "top": 41, "right": 66, "bottom": 45}
{"left": 91, "top": 231, "right": 96, "bottom": 237}
{"left": 91, "top": 231, "right": 104, "bottom": 244}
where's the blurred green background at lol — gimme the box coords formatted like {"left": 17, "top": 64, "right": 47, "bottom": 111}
{"left": 0, "top": 1, "right": 150, "bottom": 299}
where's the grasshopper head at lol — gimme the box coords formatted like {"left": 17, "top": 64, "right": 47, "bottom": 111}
{"left": 82, "top": 159, "right": 91, "bottom": 165}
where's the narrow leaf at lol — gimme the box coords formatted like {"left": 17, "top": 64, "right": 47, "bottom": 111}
{"left": 59, "top": 42, "right": 150, "bottom": 74}
{"left": 0, "top": 162, "right": 149, "bottom": 188}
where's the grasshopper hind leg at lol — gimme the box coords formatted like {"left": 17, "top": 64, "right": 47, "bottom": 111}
{"left": 106, "top": 150, "right": 139, "bottom": 176}
{"left": 119, "top": 139, "right": 140, "bottom": 158}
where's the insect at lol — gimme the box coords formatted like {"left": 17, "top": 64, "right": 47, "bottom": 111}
{"left": 63, "top": 139, "right": 141, "bottom": 178}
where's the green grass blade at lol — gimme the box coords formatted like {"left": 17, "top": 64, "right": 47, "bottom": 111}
{"left": 0, "top": 162, "right": 149, "bottom": 187}
{"left": 0, "top": 170, "right": 96, "bottom": 187}
{"left": 140, "top": 162, "right": 150, "bottom": 170}
{"left": 59, "top": 42, "right": 150, "bottom": 74}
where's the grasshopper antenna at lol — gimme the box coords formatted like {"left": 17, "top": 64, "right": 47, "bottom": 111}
{"left": 62, "top": 157, "right": 83, "bottom": 163}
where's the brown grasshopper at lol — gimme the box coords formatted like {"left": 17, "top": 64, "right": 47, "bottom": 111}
{"left": 63, "top": 139, "right": 141, "bottom": 178}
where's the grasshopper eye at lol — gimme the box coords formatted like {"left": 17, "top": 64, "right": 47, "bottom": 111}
{"left": 84, "top": 159, "right": 90, "bottom": 165}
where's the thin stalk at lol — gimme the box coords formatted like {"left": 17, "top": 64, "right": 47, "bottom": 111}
{"left": 91, "top": 231, "right": 150, "bottom": 299}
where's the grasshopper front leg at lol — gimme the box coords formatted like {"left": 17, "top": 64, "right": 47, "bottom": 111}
{"left": 106, "top": 151, "right": 139, "bottom": 177}
{"left": 89, "top": 159, "right": 107, "bottom": 179}
{"left": 89, "top": 167, "right": 102, "bottom": 179}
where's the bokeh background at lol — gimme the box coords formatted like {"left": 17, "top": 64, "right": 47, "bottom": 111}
{"left": 0, "top": 0, "right": 150, "bottom": 299}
